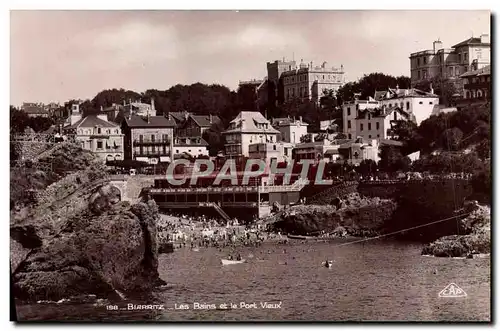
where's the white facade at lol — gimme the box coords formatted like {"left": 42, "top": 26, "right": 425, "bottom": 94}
{"left": 272, "top": 116, "right": 309, "bottom": 144}
{"left": 342, "top": 100, "right": 379, "bottom": 139}
{"left": 248, "top": 142, "right": 293, "bottom": 164}
{"left": 355, "top": 107, "right": 405, "bottom": 141}
{"left": 223, "top": 111, "right": 280, "bottom": 158}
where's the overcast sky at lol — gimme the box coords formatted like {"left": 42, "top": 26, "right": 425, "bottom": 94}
{"left": 10, "top": 10, "right": 490, "bottom": 106}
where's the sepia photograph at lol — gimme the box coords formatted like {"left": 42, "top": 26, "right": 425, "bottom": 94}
{"left": 9, "top": 9, "right": 492, "bottom": 322}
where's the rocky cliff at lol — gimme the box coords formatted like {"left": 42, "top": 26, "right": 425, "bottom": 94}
{"left": 271, "top": 193, "right": 397, "bottom": 236}
{"left": 10, "top": 144, "right": 163, "bottom": 302}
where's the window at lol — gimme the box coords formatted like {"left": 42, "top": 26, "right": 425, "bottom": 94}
{"left": 368, "top": 123, "right": 371, "bottom": 130}
{"left": 162, "top": 134, "right": 167, "bottom": 142}
{"left": 176, "top": 149, "right": 179, "bottom": 154}
{"left": 348, "top": 134, "right": 352, "bottom": 139}
{"left": 376, "top": 122, "right": 380, "bottom": 130}
{"left": 347, "top": 107, "right": 351, "bottom": 116}
{"left": 97, "top": 128, "right": 101, "bottom": 134}
{"left": 417, "top": 58, "right": 420, "bottom": 66}
{"left": 394, "top": 112, "right": 397, "bottom": 121}
{"left": 368, "top": 113, "right": 371, "bottom": 120}
{"left": 429, "top": 101, "right": 433, "bottom": 105}
{"left": 406, "top": 102, "right": 410, "bottom": 110}
{"left": 347, "top": 120, "right": 351, "bottom": 129}
{"left": 139, "top": 134, "right": 144, "bottom": 142}
{"left": 419, "top": 101, "right": 423, "bottom": 104}
{"left": 458, "top": 54, "right": 461, "bottom": 62}
{"left": 152, "top": 146, "right": 156, "bottom": 153}
{"left": 273, "top": 145, "right": 277, "bottom": 151}
{"left": 151, "top": 135, "right": 155, "bottom": 142}
{"left": 360, "top": 123, "right": 364, "bottom": 131}
{"left": 188, "top": 149, "right": 191, "bottom": 153}
{"left": 97, "top": 141, "right": 103, "bottom": 149}
{"left": 369, "top": 135, "right": 371, "bottom": 138}
{"left": 377, "top": 134, "right": 380, "bottom": 138}
{"left": 423, "top": 57, "right": 427, "bottom": 64}
{"left": 389, "top": 103, "right": 392, "bottom": 107}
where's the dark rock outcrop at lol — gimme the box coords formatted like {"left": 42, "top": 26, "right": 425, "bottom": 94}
{"left": 11, "top": 182, "right": 162, "bottom": 302}
{"left": 421, "top": 204, "right": 490, "bottom": 257}
{"left": 272, "top": 193, "right": 397, "bottom": 236}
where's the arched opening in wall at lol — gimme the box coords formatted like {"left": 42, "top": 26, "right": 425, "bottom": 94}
{"left": 477, "top": 90, "right": 483, "bottom": 98}
{"left": 115, "top": 154, "right": 122, "bottom": 160}
{"left": 106, "top": 155, "right": 114, "bottom": 161}
{"left": 466, "top": 91, "right": 471, "bottom": 99}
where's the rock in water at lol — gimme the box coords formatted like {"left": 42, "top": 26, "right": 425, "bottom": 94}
{"left": 12, "top": 192, "right": 162, "bottom": 302}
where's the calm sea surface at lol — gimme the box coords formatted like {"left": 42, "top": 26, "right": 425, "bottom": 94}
{"left": 15, "top": 239, "right": 491, "bottom": 322}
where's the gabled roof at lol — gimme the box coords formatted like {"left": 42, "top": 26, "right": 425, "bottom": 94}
{"left": 223, "top": 111, "right": 280, "bottom": 134}
{"left": 190, "top": 114, "right": 222, "bottom": 127}
{"left": 124, "top": 115, "right": 176, "bottom": 128}
{"left": 167, "top": 112, "right": 189, "bottom": 123}
{"left": 65, "top": 115, "right": 119, "bottom": 129}
{"left": 460, "top": 65, "right": 491, "bottom": 78}
{"left": 374, "top": 88, "right": 438, "bottom": 100}
{"left": 452, "top": 37, "right": 490, "bottom": 48}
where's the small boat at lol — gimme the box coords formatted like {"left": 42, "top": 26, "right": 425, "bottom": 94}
{"left": 322, "top": 261, "right": 334, "bottom": 268}
{"left": 221, "top": 259, "right": 246, "bottom": 265}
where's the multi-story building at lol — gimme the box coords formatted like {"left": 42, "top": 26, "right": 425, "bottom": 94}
{"left": 121, "top": 114, "right": 176, "bottom": 164}
{"left": 271, "top": 116, "right": 309, "bottom": 144}
{"left": 459, "top": 64, "right": 491, "bottom": 100}
{"left": 63, "top": 105, "right": 124, "bottom": 162}
{"left": 173, "top": 136, "right": 209, "bottom": 159}
{"left": 373, "top": 87, "right": 439, "bottom": 125}
{"left": 337, "top": 138, "right": 381, "bottom": 166}
{"left": 281, "top": 59, "right": 345, "bottom": 103}
{"left": 266, "top": 58, "right": 345, "bottom": 105}
{"left": 292, "top": 137, "right": 351, "bottom": 163}
{"left": 409, "top": 34, "right": 490, "bottom": 86}
{"left": 266, "top": 58, "right": 298, "bottom": 105}
{"left": 248, "top": 142, "right": 294, "bottom": 164}
{"left": 222, "top": 111, "right": 280, "bottom": 160}
{"left": 355, "top": 105, "right": 413, "bottom": 141}
{"left": 21, "top": 103, "right": 51, "bottom": 118}
{"left": 342, "top": 99, "right": 379, "bottom": 139}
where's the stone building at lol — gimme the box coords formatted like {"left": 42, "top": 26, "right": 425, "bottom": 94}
{"left": 271, "top": 116, "right": 309, "bottom": 144}
{"left": 63, "top": 109, "right": 124, "bottom": 162}
{"left": 121, "top": 114, "right": 176, "bottom": 164}
{"left": 409, "top": 34, "right": 490, "bottom": 86}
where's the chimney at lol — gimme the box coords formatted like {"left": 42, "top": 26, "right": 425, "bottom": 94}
{"left": 299, "top": 116, "right": 302, "bottom": 123}
{"left": 100, "top": 105, "right": 103, "bottom": 111}
{"left": 322, "top": 61, "right": 327, "bottom": 68}
{"left": 151, "top": 98, "right": 155, "bottom": 110}
{"left": 404, "top": 89, "right": 409, "bottom": 96}
{"left": 433, "top": 40, "right": 443, "bottom": 53}
{"left": 184, "top": 112, "right": 189, "bottom": 120}
{"left": 209, "top": 114, "right": 213, "bottom": 124}
{"left": 123, "top": 99, "right": 126, "bottom": 106}
{"left": 396, "top": 85, "right": 400, "bottom": 94}
{"left": 147, "top": 113, "right": 150, "bottom": 123}
{"left": 430, "top": 83, "right": 434, "bottom": 95}
{"left": 480, "top": 34, "right": 490, "bottom": 43}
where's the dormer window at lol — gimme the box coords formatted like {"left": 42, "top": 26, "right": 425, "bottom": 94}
{"left": 97, "top": 127, "right": 102, "bottom": 134}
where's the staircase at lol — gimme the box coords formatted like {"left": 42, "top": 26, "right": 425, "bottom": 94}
{"left": 205, "top": 202, "right": 231, "bottom": 222}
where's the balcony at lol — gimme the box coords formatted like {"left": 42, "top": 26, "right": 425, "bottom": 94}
{"left": 134, "top": 150, "right": 170, "bottom": 157}
{"left": 134, "top": 139, "right": 171, "bottom": 145}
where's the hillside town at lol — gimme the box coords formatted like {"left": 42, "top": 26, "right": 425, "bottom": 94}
{"left": 10, "top": 10, "right": 492, "bottom": 323}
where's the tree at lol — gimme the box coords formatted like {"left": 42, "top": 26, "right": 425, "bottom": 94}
{"left": 414, "top": 75, "right": 459, "bottom": 106}
{"left": 336, "top": 73, "right": 411, "bottom": 102}
{"left": 441, "top": 128, "right": 464, "bottom": 151}
{"left": 378, "top": 145, "right": 411, "bottom": 173}
{"left": 357, "top": 159, "right": 378, "bottom": 177}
